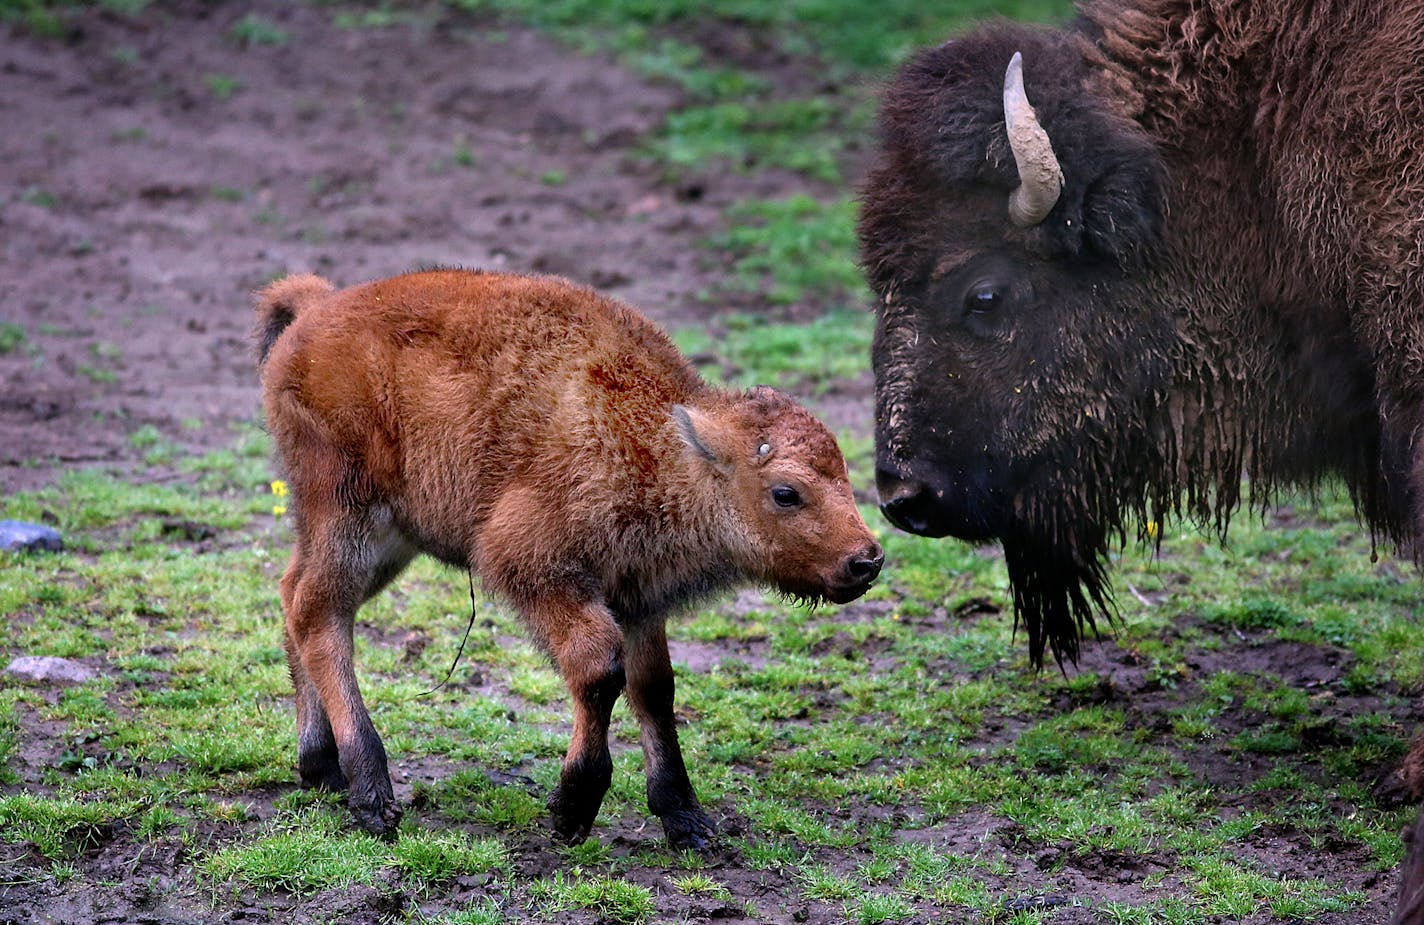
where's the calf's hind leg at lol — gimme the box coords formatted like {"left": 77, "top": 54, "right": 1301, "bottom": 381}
{"left": 624, "top": 620, "right": 716, "bottom": 849}
{"left": 282, "top": 503, "right": 412, "bottom": 838}
{"left": 281, "top": 549, "right": 344, "bottom": 793}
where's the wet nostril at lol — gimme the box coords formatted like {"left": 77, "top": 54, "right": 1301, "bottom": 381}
{"left": 879, "top": 486, "right": 932, "bottom": 535}
{"left": 847, "top": 555, "right": 883, "bottom": 582}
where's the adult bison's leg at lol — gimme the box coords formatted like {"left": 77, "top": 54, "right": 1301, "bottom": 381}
{"left": 1396, "top": 813, "right": 1424, "bottom": 924}
{"left": 1395, "top": 745, "right": 1424, "bottom": 924}
{"left": 624, "top": 620, "right": 716, "bottom": 849}
{"left": 536, "top": 598, "right": 626, "bottom": 843}
{"left": 283, "top": 500, "right": 401, "bottom": 838}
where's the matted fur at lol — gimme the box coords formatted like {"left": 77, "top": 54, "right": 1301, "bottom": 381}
{"left": 859, "top": 1, "right": 1424, "bottom": 667}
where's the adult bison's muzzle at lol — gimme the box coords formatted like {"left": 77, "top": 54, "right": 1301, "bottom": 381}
{"left": 875, "top": 459, "right": 1002, "bottom": 542}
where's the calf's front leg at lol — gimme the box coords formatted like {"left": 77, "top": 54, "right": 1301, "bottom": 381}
{"left": 624, "top": 620, "right": 716, "bottom": 849}
{"left": 533, "top": 598, "right": 626, "bottom": 843}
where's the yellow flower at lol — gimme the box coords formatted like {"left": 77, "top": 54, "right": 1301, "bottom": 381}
{"left": 272, "top": 505, "right": 287, "bottom": 518}
{"left": 1146, "top": 520, "right": 1159, "bottom": 540}
{"left": 270, "top": 480, "right": 289, "bottom": 498}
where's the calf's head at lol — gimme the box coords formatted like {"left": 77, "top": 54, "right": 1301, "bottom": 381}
{"left": 675, "top": 387, "right": 883, "bottom": 605}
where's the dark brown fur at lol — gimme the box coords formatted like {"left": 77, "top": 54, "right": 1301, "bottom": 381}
{"left": 860, "top": 0, "right": 1423, "bottom": 658}
{"left": 857, "top": 1, "right": 1424, "bottom": 915}
{"left": 256, "top": 269, "right": 882, "bottom": 846}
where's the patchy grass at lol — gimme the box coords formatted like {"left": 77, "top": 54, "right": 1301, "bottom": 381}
{"left": 5, "top": 446, "right": 1411, "bottom": 921}
{"left": 710, "top": 195, "right": 866, "bottom": 305}
{"left": 673, "top": 309, "right": 872, "bottom": 393}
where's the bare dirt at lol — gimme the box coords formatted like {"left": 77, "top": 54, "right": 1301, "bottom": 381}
{"left": 0, "top": 2, "right": 1417, "bottom": 924}
{"left": 0, "top": 0, "right": 819, "bottom": 493}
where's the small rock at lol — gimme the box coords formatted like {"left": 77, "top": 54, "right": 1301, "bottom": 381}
{"left": 1005, "top": 894, "right": 1069, "bottom": 912}
{"left": 6, "top": 655, "right": 96, "bottom": 685}
{"left": 0, "top": 520, "right": 63, "bottom": 553}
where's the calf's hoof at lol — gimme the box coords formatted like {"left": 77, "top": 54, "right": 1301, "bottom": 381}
{"left": 298, "top": 762, "right": 349, "bottom": 794}
{"left": 661, "top": 807, "right": 717, "bottom": 851}
{"left": 548, "top": 786, "right": 599, "bottom": 844}
{"left": 349, "top": 797, "right": 403, "bottom": 840}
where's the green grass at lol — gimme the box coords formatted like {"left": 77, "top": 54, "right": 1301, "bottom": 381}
{"left": 0, "top": 322, "right": 26, "bottom": 355}
{"left": 229, "top": 13, "right": 289, "bottom": 47}
{"left": 528, "top": 870, "right": 656, "bottom": 923}
{"left": 673, "top": 309, "right": 873, "bottom": 393}
{"left": 445, "top": 0, "right": 1074, "bottom": 186}
{"left": 710, "top": 195, "right": 866, "bottom": 304}
{"left": 447, "top": 0, "right": 1072, "bottom": 75}
{"left": 647, "top": 98, "right": 850, "bottom": 182}
{"left": 1, "top": 465, "right": 1407, "bottom": 916}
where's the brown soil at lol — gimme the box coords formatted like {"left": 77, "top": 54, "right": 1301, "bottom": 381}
{"left": 0, "top": 3, "right": 1414, "bottom": 924}
{"left": 0, "top": 0, "right": 813, "bottom": 492}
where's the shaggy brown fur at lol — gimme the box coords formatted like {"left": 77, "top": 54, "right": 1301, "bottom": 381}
{"left": 256, "top": 269, "right": 882, "bottom": 847}
{"left": 860, "top": 0, "right": 1423, "bottom": 658}
{"left": 858, "top": 0, "right": 1424, "bottom": 915}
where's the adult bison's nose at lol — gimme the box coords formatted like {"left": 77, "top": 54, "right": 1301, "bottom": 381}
{"left": 877, "top": 467, "right": 941, "bottom": 536}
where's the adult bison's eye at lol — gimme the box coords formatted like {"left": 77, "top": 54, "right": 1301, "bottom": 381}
{"left": 964, "top": 281, "right": 1004, "bottom": 315}
{"left": 771, "top": 486, "right": 802, "bottom": 508}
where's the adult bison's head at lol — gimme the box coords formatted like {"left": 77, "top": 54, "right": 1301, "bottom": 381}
{"left": 858, "top": 25, "right": 1176, "bottom": 665}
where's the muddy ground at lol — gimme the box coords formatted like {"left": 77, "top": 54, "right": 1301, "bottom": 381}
{"left": 0, "top": 0, "right": 832, "bottom": 493}
{"left": 0, "top": 2, "right": 1418, "bottom": 923}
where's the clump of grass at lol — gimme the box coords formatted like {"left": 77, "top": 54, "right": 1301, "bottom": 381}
{"left": 204, "top": 73, "right": 242, "bottom": 101}
{"left": 672, "top": 310, "right": 872, "bottom": 393}
{"left": 648, "top": 98, "right": 844, "bottom": 181}
{"left": 0, "top": 794, "right": 139, "bottom": 859}
{"left": 670, "top": 872, "right": 732, "bottom": 900}
{"left": 392, "top": 830, "right": 507, "bottom": 886}
{"left": 710, "top": 195, "right": 865, "bottom": 305}
{"left": 1202, "top": 595, "right": 1300, "bottom": 631}
{"left": 203, "top": 826, "right": 389, "bottom": 894}
{"left": 0, "top": 322, "right": 27, "bottom": 354}
{"left": 229, "top": 13, "right": 288, "bottom": 47}
{"left": 528, "top": 870, "right": 656, "bottom": 924}
{"left": 414, "top": 769, "right": 545, "bottom": 831}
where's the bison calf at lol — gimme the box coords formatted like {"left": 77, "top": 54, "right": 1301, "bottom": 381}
{"left": 255, "top": 269, "right": 882, "bottom": 847}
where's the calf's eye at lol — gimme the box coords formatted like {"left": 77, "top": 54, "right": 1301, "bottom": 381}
{"left": 770, "top": 486, "right": 802, "bottom": 508}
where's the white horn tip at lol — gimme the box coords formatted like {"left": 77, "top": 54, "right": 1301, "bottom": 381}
{"left": 1006, "top": 51, "right": 1023, "bottom": 88}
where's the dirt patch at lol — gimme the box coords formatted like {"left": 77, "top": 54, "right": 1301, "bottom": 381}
{"left": 0, "top": 0, "right": 801, "bottom": 494}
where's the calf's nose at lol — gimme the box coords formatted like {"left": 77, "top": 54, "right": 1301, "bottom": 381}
{"left": 844, "top": 544, "right": 884, "bottom": 584}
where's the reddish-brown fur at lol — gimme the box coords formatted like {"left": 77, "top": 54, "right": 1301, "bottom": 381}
{"left": 255, "top": 269, "right": 882, "bottom": 847}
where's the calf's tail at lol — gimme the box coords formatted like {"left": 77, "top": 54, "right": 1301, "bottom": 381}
{"left": 255, "top": 273, "right": 334, "bottom": 365}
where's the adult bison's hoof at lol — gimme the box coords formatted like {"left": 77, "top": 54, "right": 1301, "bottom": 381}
{"left": 662, "top": 807, "right": 717, "bottom": 850}
{"left": 548, "top": 786, "right": 599, "bottom": 844}
{"left": 349, "top": 797, "right": 402, "bottom": 840}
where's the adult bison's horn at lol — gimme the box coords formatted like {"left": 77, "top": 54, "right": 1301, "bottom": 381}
{"left": 1003, "top": 51, "right": 1063, "bottom": 227}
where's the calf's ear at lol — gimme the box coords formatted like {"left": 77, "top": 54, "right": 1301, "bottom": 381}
{"left": 673, "top": 405, "right": 737, "bottom": 476}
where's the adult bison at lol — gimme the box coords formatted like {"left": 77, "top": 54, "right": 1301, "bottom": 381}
{"left": 858, "top": 0, "right": 1424, "bottom": 916}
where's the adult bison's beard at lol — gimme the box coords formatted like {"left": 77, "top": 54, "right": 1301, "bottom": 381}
{"left": 1001, "top": 527, "right": 1115, "bottom": 669}
{"left": 996, "top": 426, "right": 1173, "bottom": 669}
